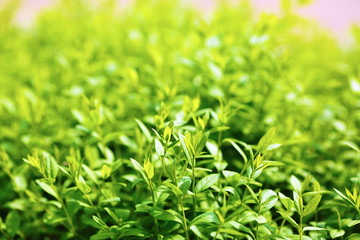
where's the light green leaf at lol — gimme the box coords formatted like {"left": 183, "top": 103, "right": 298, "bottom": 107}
{"left": 279, "top": 192, "right": 294, "bottom": 211}
{"left": 293, "top": 191, "right": 302, "bottom": 214}
{"left": 135, "top": 119, "right": 152, "bottom": 141}
{"left": 195, "top": 174, "right": 220, "bottom": 193}
{"left": 152, "top": 209, "right": 183, "bottom": 224}
{"left": 303, "top": 226, "right": 325, "bottom": 231}
{"left": 340, "top": 141, "right": 360, "bottom": 153}
{"left": 163, "top": 181, "right": 183, "bottom": 197}
{"left": 130, "top": 158, "right": 148, "bottom": 184}
{"left": 104, "top": 207, "right": 119, "bottom": 223}
{"left": 258, "top": 128, "right": 276, "bottom": 153}
{"left": 83, "top": 164, "right": 99, "bottom": 184}
{"left": 100, "top": 164, "right": 111, "bottom": 180}
{"left": 290, "top": 175, "right": 301, "bottom": 193}
{"left": 219, "top": 228, "right": 246, "bottom": 236}
{"left": 100, "top": 197, "right": 121, "bottom": 204}
{"left": 195, "top": 132, "right": 209, "bottom": 156}
{"left": 261, "top": 189, "right": 278, "bottom": 212}
{"left": 278, "top": 211, "right": 299, "bottom": 230}
{"left": 190, "top": 225, "right": 209, "bottom": 240}
{"left": 226, "top": 139, "right": 248, "bottom": 164}
{"left": 246, "top": 185, "right": 259, "bottom": 203}
{"left": 13, "top": 175, "right": 27, "bottom": 191}
{"left": 179, "top": 133, "right": 192, "bottom": 163}
{"left": 92, "top": 215, "right": 108, "bottom": 229}
{"left": 77, "top": 175, "right": 91, "bottom": 194}
{"left": 228, "top": 221, "right": 255, "bottom": 239}
{"left": 35, "top": 179, "right": 57, "bottom": 198}
{"left": 178, "top": 177, "right": 191, "bottom": 194}
{"left": 191, "top": 212, "right": 220, "bottom": 225}
{"left": 303, "top": 195, "right": 322, "bottom": 216}
{"left": 330, "top": 229, "right": 345, "bottom": 239}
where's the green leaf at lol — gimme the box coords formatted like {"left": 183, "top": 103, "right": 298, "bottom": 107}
{"left": 130, "top": 158, "right": 148, "bottom": 184}
{"left": 219, "top": 228, "right": 246, "bottom": 237}
{"left": 44, "top": 154, "right": 59, "bottom": 179}
{"left": 100, "top": 197, "right": 121, "bottom": 204}
{"left": 135, "top": 119, "right": 152, "bottom": 141}
{"left": 340, "top": 141, "right": 360, "bottom": 153}
{"left": 190, "top": 225, "right": 209, "bottom": 240}
{"left": 334, "top": 188, "right": 354, "bottom": 205}
{"left": 152, "top": 209, "right": 183, "bottom": 224}
{"left": 58, "top": 165, "right": 72, "bottom": 179}
{"left": 278, "top": 211, "right": 299, "bottom": 230}
{"left": 178, "top": 176, "right": 191, "bottom": 194}
{"left": 301, "top": 174, "right": 312, "bottom": 193}
{"left": 279, "top": 192, "right": 294, "bottom": 211}
{"left": 163, "top": 181, "right": 183, "bottom": 197}
{"left": 116, "top": 209, "right": 131, "bottom": 221}
{"left": 191, "top": 212, "right": 220, "bottom": 225}
{"left": 90, "top": 232, "right": 114, "bottom": 240}
{"left": 155, "top": 138, "right": 164, "bottom": 157}
{"left": 195, "top": 174, "right": 220, "bottom": 193}
{"left": 303, "top": 226, "right": 325, "bottom": 231}
{"left": 195, "top": 132, "right": 209, "bottom": 156}
{"left": 246, "top": 185, "right": 259, "bottom": 203}
{"left": 5, "top": 211, "right": 20, "bottom": 237}
{"left": 121, "top": 228, "right": 152, "bottom": 238}
{"left": 35, "top": 179, "right": 57, "bottom": 198}
{"left": 100, "top": 164, "right": 111, "bottom": 180}
{"left": 347, "top": 220, "right": 360, "bottom": 227}
{"left": 303, "top": 195, "right": 322, "bottom": 216}
{"left": 83, "top": 164, "right": 99, "bottom": 184}
{"left": 261, "top": 189, "right": 278, "bottom": 212}
{"left": 104, "top": 207, "right": 119, "bottom": 223}
{"left": 228, "top": 221, "right": 255, "bottom": 239}
{"left": 179, "top": 133, "right": 192, "bottom": 163}
{"left": 92, "top": 215, "right": 108, "bottom": 229}
{"left": 225, "top": 139, "right": 248, "bottom": 164}
{"left": 330, "top": 229, "right": 345, "bottom": 239}
{"left": 290, "top": 175, "right": 301, "bottom": 193}
{"left": 77, "top": 175, "right": 91, "bottom": 194}
{"left": 258, "top": 128, "right": 276, "bottom": 153}
{"left": 347, "top": 233, "right": 360, "bottom": 240}
{"left": 143, "top": 159, "right": 154, "bottom": 179}
{"left": 293, "top": 191, "right": 303, "bottom": 214}
{"left": 13, "top": 175, "right": 27, "bottom": 191}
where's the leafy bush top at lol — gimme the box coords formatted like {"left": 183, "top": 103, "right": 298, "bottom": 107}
{"left": 1, "top": 0, "right": 360, "bottom": 239}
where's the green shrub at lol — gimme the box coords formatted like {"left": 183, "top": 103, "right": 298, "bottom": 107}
{"left": 0, "top": 0, "right": 360, "bottom": 239}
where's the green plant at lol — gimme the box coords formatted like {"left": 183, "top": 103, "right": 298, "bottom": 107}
{"left": 1, "top": 0, "right": 360, "bottom": 239}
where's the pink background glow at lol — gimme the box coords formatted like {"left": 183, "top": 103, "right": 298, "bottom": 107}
{"left": 1, "top": 0, "right": 360, "bottom": 42}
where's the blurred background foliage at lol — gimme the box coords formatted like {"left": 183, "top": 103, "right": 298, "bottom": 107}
{"left": 0, "top": 0, "right": 360, "bottom": 239}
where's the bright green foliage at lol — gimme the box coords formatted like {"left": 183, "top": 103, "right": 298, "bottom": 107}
{"left": 0, "top": 0, "right": 360, "bottom": 239}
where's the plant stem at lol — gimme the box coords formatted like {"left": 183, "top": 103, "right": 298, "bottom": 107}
{"left": 217, "top": 131, "right": 222, "bottom": 171}
{"left": 53, "top": 185, "right": 76, "bottom": 234}
{"left": 279, "top": 219, "right": 286, "bottom": 233}
{"left": 84, "top": 192, "right": 101, "bottom": 218}
{"left": 158, "top": 146, "right": 167, "bottom": 184}
{"left": 180, "top": 198, "right": 190, "bottom": 240}
{"left": 256, "top": 205, "right": 262, "bottom": 239}
{"left": 192, "top": 158, "right": 197, "bottom": 218}
{"left": 299, "top": 215, "right": 303, "bottom": 240}
{"left": 212, "top": 222, "right": 223, "bottom": 240}
{"left": 149, "top": 179, "right": 159, "bottom": 240}
{"left": 0, "top": 227, "right": 11, "bottom": 240}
